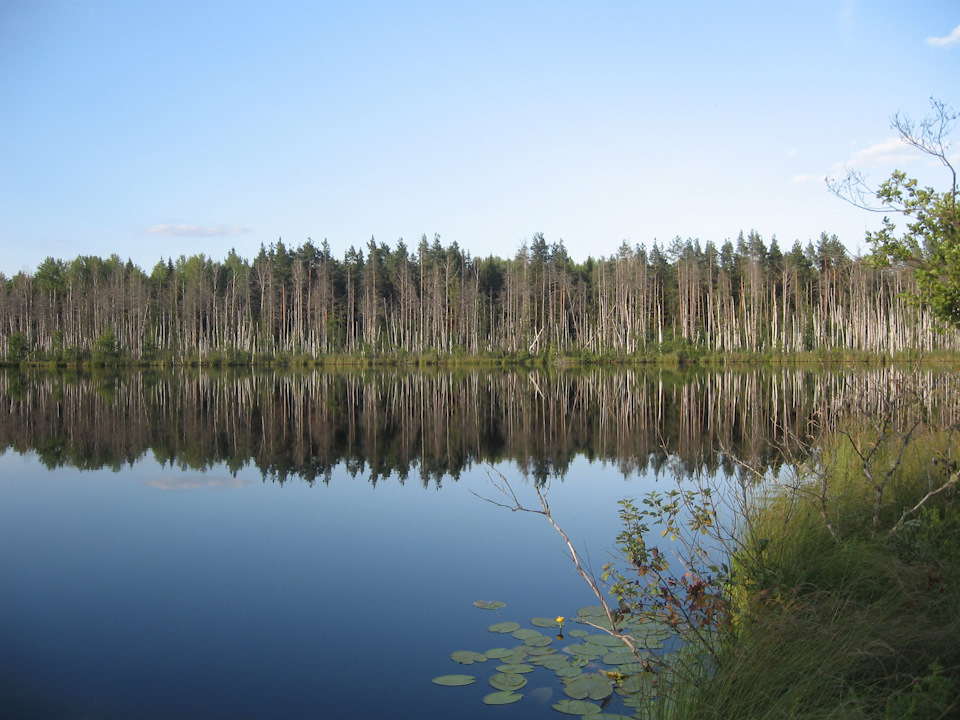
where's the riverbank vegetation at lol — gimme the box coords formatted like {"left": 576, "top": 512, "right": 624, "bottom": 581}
{"left": 601, "top": 370, "right": 960, "bottom": 719}
{"left": 3, "top": 229, "right": 960, "bottom": 368}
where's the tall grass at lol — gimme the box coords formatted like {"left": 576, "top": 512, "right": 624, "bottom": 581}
{"left": 683, "top": 423, "right": 960, "bottom": 719}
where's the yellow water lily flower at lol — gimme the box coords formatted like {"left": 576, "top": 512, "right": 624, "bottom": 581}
{"left": 555, "top": 616, "right": 565, "bottom": 624}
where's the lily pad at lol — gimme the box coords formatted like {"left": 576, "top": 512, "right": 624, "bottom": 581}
{"left": 530, "top": 616, "right": 561, "bottom": 628}
{"left": 553, "top": 698, "right": 602, "bottom": 715}
{"left": 568, "top": 629, "right": 588, "bottom": 638}
{"left": 489, "top": 673, "right": 528, "bottom": 691}
{"left": 524, "top": 635, "right": 554, "bottom": 647}
{"left": 484, "top": 647, "right": 514, "bottom": 659}
{"left": 585, "top": 634, "right": 628, "bottom": 647}
{"left": 488, "top": 621, "right": 521, "bottom": 634}
{"left": 496, "top": 663, "right": 534, "bottom": 674}
{"left": 483, "top": 691, "right": 523, "bottom": 705}
{"left": 512, "top": 628, "right": 543, "bottom": 640}
{"left": 555, "top": 665, "right": 583, "bottom": 678}
{"left": 601, "top": 650, "right": 638, "bottom": 665}
{"left": 474, "top": 600, "right": 506, "bottom": 610}
{"left": 526, "top": 646, "right": 557, "bottom": 656}
{"left": 450, "top": 650, "right": 487, "bottom": 665}
{"left": 576, "top": 605, "right": 608, "bottom": 619}
{"left": 431, "top": 674, "right": 476, "bottom": 686}
{"left": 564, "top": 674, "right": 613, "bottom": 701}
{"left": 617, "top": 673, "right": 655, "bottom": 696}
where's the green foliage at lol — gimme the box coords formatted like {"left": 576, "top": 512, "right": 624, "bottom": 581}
{"left": 92, "top": 327, "right": 120, "bottom": 365}
{"left": 837, "top": 98, "right": 960, "bottom": 328}
{"left": 5, "top": 331, "right": 29, "bottom": 364}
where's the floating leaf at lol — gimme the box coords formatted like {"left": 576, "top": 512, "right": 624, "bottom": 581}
{"left": 585, "top": 634, "right": 628, "bottom": 647}
{"left": 474, "top": 600, "right": 506, "bottom": 610}
{"left": 564, "top": 674, "right": 613, "bottom": 701}
{"left": 617, "top": 673, "right": 654, "bottom": 696}
{"left": 576, "top": 605, "right": 607, "bottom": 619}
{"left": 496, "top": 663, "right": 534, "bottom": 674}
{"left": 524, "top": 635, "right": 553, "bottom": 647}
{"left": 489, "top": 673, "right": 528, "bottom": 691}
{"left": 483, "top": 691, "right": 523, "bottom": 705}
{"left": 431, "top": 674, "right": 476, "bottom": 686}
{"left": 450, "top": 650, "right": 487, "bottom": 665}
{"left": 488, "top": 622, "right": 521, "bottom": 634}
{"left": 530, "top": 617, "right": 561, "bottom": 628}
{"left": 526, "top": 646, "right": 558, "bottom": 656}
{"left": 553, "top": 698, "right": 602, "bottom": 715}
{"left": 484, "top": 647, "right": 513, "bottom": 659}
{"left": 512, "top": 628, "right": 543, "bottom": 640}
{"left": 568, "top": 629, "right": 589, "bottom": 639}
{"left": 555, "top": 665, "right": 583, "bottom": 678}
{"left": 601, "top": 650, "right": 637, "bottom": 665}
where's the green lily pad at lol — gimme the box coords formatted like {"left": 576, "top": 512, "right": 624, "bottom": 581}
{"left": 555, "top": 665, "right": 583, "bottom": 678}
{"left": 496, "top": 663, "right": 534, "bottom": 674}
{"left": 617, "top": 673, "right": 654, "bottom": 696}
{"left": 585, "top": 634, "right": 628, "bottom": 647}
{"left": 526, "top": 646, "right": 557, "bottom": 656}
{"left": 484, "top": 647, "right": 513, "bottom": 659}
{"left": 564, "top": 674, "right": 613, "bottom": 701}
{"left": 488, "top": 621, "right": 521, "bottom": 634}
{"left": 601, "top": 650, "right": 637, "bottom": 665}
{"left": 431, "top": 674, "right": 476, "bottom": 686}
{"left": 530, "top": 616, "right": 561, "bottom": 627}
{"left": 474, "top": 600, "right": 506, "bottom": 610}
{"left": 553, "top": 698, "right": 602, "bottom": 715}
{"left": 576, "top": 605, "right": 608, "bottom": 619}
{"left": 568, "top": 629, "right": 588, "bottom": 638}
{"left": 450, "top": 650, "right": 487, "bottom": 665}
{"left": 512, "top": 628, "right": 543, "bottom": 640}
{"left": 524, "top": 635, "right": 554, "bottom": 647}
{"left": 483, "top": 691, "right": 523, "bottom": 705}
{"left": 489, "top": 673, "right": 528, "bottom": 691}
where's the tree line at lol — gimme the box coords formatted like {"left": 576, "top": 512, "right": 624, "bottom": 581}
{"left": 2, "top": 230, "right": 959, "bottom": 364}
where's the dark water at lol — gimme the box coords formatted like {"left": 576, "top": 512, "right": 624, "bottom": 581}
{"left": 1, "top": 366, "right": 955, "bottom": 719}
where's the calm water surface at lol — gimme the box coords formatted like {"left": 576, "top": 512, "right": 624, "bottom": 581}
{"left": 1, "top": 450, "right": 671, "bottom": 719}
{"left": 2, "top": 367, "right": 955, "bottom": 719}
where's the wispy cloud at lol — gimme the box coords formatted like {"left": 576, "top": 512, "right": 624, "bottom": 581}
{"left": 926, "top": 23, "right": 960, "bottom": 47}
{"left": 144, "top": 475, "right": 250, "bottom": 490}
{"left": 145, "top": 224, "right": 250, "bottom": 237}
{"left": 843, "top": 137, "right": 915, "bottom": 169}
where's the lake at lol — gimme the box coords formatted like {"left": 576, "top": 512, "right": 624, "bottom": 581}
{"left": 1, "top": 366, "right": 955, "bottom": 719}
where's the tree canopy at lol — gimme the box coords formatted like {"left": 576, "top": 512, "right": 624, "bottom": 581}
{"left": 830, "top": 98, "right": 960, "bottom": 328}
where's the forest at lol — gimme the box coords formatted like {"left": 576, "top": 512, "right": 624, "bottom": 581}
{"left": 2, "top": 230, "right": 959, "bottom": 365}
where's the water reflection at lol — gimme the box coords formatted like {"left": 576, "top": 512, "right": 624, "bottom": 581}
{"left": 1, "top": 366, "right": 956, "bottom": 484}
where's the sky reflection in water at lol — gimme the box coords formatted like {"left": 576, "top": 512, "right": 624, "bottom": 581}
{"left": 0, "top": 450, "right": 670, "bottom": 720}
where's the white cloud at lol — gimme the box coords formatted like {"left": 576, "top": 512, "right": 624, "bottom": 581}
{"left": 144, "top": 475, "right": 250, "bottom": 490}
{"left": 791, "top": 174, "right": 818, "bottom": 183}
{"left": 145, "top": 224, "right": 250, "bottom": 237}
{"left": 843, "top": 137, "right": 915, "bottom": 169}
{"left": 926, "top": 23, "right": 960, "bottom": 47}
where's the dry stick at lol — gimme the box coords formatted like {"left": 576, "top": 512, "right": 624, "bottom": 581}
{"left": 472, "top": 471, "right": 652, "bottom": 670}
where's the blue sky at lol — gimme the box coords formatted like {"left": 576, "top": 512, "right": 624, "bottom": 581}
{"left": 1, "top": 1, "right": 958, "bottom": 275}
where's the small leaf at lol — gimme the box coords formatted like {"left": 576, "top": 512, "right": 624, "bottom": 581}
{"left": 489, "top": 673, "right": 528, "bottom": 691}
{"left": 530, "top": 617, "right": 561, "bottom": 627}
{"left": 488, "top": 621, "right": 521, "bottom": 634}
{"left": 484, "top": 647, "right": 513, "bottom": 659}
{"left": 496, "top": 663, "right": 534, "bottom": 674}
{"left": 431, "top": 674, "right": 476, "bottom": 686}
{"left": 450, "top": 650, "right": 487, "bottom": 665}
{"left": 512, "top": 628, "right": 543, "bottom": 640}
{"left": 553, "top": 698, "right": 602, "bottom": 715}
{"left": 474, "top": 600, "right": 506, "bottom": 610}
{"left": 483, "top": 691, "right": 523, "bottom": 705}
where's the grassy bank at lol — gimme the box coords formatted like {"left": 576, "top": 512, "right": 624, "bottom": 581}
{"left": 684, "top": 423, "right": 960, "bottom": 719}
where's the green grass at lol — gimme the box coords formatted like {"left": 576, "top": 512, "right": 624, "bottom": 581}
{"left": 680, "top": 425, "right": 960, "bottom": 720}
